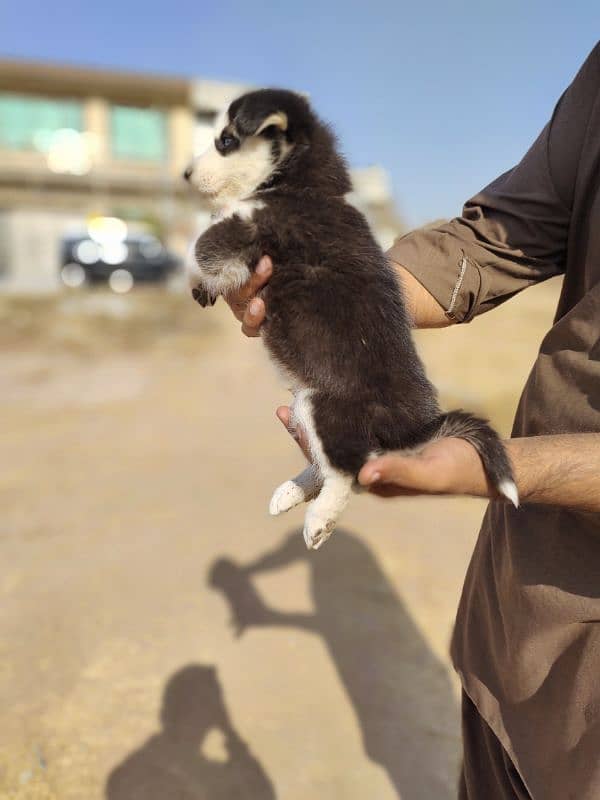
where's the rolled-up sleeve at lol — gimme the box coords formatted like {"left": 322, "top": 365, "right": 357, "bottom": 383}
{"left": 387, "top": 42, "right": 600, "bottom": 323}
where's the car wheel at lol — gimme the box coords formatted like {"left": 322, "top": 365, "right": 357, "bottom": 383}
{"left": 60, "top": 262, "right": 87, "bottom": 288}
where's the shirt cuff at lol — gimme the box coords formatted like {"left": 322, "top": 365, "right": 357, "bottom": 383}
{"left": 386, "top": 227, "right": 488, "bottom": 323}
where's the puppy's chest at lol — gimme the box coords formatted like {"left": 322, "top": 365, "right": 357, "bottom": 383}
{"left": 211, "top": 198, "right": 265, "bottom": 224}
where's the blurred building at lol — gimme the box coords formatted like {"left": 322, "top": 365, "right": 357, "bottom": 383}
{"left": 0, "top": 59, "right": 402, "bottom": 290}
{"left": 0, "top": 59, "right": 239, "bottom": 289}
{"left": 347, "top": 165, "right": 404, "bottom": 251}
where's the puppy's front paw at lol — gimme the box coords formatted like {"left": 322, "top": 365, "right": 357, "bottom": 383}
{"left": 192, "top": 287, "right": 216, "bottom": 307}
{"left": 303, "top": 512, "right": 336, "bottom": 550}
{"left": 269, "top": 480, "right": 306, "bottom": 516}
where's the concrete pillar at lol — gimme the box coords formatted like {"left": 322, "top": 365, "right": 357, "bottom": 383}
{"left": 169, "top": 106, "right": 194, "bottom": 178}
{"left": 85, "top": 97, "right": 109, "bottom": 166}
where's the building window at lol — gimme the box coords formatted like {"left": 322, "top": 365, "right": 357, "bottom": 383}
{"left": 0, "top": 93, "right": 83, "bottom": 151}
{"left": 110, "top": 105, "right": 167, "bottom": 162}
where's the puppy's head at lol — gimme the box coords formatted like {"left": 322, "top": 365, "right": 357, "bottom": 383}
{"left": 183, "top": 89, "right": 313, "bottom": 206}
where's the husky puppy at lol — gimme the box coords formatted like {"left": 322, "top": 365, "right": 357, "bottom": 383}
{"left": 184, "top": 89, "right": 518, "bottom": 550}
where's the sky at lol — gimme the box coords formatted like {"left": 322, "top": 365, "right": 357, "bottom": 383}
{"left": 1, "top": 1, "right": 597, "bottom": 226}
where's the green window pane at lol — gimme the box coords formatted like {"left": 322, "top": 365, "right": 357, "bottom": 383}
{"left": 0, "top": 93, "right": 82, "bottom": 151}
{"left": 111, "top": 105, "right": 167, "bottom": 162}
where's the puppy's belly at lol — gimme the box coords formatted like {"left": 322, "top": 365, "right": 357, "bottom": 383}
{"left": 266, "top": 351, "right": 303, "bottom": 394}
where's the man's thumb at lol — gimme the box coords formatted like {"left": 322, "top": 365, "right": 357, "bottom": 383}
{"left": 358, "top": 453, "right": 424, "bottom": 488}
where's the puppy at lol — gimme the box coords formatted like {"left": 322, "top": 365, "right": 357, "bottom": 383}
{"left": 184, "top": 89, "right": 518, "bottom": 550}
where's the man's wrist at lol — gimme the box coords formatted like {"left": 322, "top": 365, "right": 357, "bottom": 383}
{"left": 449, "top": 437, "right": 494, "bottom": 498}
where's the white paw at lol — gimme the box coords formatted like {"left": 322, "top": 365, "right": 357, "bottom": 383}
{"left": 303, "top": 513, "right": 336, "bottom": 550}
{"left": 269, "top": 480, "right": 306, "bottom": 516}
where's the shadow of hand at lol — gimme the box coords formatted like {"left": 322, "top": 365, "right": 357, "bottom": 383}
{"left": 208, "top": 558, "right": 275, "bottom": 637}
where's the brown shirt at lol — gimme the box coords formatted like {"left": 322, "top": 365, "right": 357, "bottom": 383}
{"left": 387, "top": 43, "right": 600, "bottom": 799}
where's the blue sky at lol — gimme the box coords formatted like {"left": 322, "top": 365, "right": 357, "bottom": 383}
{"left": 1, "top": 1, "right": 597, "bottom": 226}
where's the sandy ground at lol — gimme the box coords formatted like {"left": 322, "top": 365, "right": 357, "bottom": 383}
{"left": 1, "top": 279, "right": 560, "bottom": 800}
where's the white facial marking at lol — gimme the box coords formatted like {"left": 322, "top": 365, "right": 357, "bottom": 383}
{"left": 186, "top": 101, "right": 293, "bottom": 208}
{"left": 187, "top": 136, "right": 275, "bottom": 206}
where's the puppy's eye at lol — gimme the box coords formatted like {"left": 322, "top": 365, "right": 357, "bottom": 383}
{"left": 216, "top": 133, "right": 239, "bottom": 155}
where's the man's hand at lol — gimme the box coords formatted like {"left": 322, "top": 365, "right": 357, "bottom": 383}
{"left": 226, "top": 255, "right": 272, "bottom": 337}
{"left": 275, "top": 405, "right": 491, "bottom": 499}
{"left": 357, "top": 438, "right": 491, "bottom": 498}
{"left": 275, "top": 410, "right": 600, "bottom": 512}
{"left": 225, "top": 256, "right": 449, "bottom": 336}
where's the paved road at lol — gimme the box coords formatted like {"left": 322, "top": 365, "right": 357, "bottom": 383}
{"left": 1, "top": 284, "right": 557, "bottom": 799}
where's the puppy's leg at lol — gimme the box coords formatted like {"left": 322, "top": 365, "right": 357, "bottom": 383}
{"left": 269, "top": 466, "right": 323, "bottom": 516}
{"left": 303, "top": 470, "right": 352, "bottom": 550}
{"left": 187, "top": 217, "right": 256, "bottom": 305}
{"left": 289, "top": 389, "right": 352, "bottom": 550}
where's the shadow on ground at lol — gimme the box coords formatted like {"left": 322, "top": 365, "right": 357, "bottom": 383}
{"left": 106, "top": 528, "right": 458, "bottom": 799}
{"left": 211, "top": 528, "right": 459, "bottom": 799}
{"left": 106, "top": 665, "right": 276, "bottom": 800}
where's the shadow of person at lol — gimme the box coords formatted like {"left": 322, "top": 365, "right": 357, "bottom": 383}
{"left": 209, "top": 529, "right": 459, "bottom": 800}
{"left": 106, "top": 665, "right": 276, "bottom": 800}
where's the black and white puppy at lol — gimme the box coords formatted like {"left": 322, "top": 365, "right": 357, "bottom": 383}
{"left": 184, "top": 89, "right": 518, "bottom": 550}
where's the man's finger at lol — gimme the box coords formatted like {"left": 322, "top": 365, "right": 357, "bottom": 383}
{"left": 241, "top": 298, "right": 266, "bottom": 337}
{"left": 239, "top": 257, "right": 272, "bottom": 335}
{"left": 247, "top": 256, "right": 272, "bottom": 294}
{"left": 226, "top": 255, "right": 273, "bottom": 324}
{"left": 276, "top": 405, "right": 291, "bottom": 428}
{"left": 276, "top": 406, "right": 312, "bottom": 461}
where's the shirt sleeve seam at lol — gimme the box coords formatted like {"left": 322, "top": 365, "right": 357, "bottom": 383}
{"left": 445, "top": 255, "right": 468, "bottom": 320}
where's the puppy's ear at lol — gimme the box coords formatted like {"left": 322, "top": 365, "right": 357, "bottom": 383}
{"left": 255, "top": 111, "right": 288, "bottom": 135}
{"left": 236, "top": 108, "right": 288, "bottom": 138}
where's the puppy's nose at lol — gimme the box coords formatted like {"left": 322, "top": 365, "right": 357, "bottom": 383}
{"left": 183, "top": 166, "right": 193, "bottom": 181}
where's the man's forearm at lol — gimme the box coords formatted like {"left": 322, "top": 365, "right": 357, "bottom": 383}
{"left": 505, "top": 434, "right": 600, "bottom": 513}
{"left": 392, "top": 263, "right": 600, "bottom": 511}
{"left": 392, "top": 262, "right": 451, "bottom": 328}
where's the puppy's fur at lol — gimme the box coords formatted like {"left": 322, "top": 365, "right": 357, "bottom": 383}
{"left": 184, "top": 89, "right": 518, "bottom": 549}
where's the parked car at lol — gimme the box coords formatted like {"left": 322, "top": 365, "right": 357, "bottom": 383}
{"left": 60, "top": 232, "right": 181, "bottom": 292}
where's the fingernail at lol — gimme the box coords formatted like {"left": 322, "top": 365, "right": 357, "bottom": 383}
{"left": 369, "top": 472, "right": 381, "bottom": 485}
{"left": 256, "top": 257, "right": 270, "bottom": 276}
{"left": 248, "top": 299, "right": 262, "bottom": 316}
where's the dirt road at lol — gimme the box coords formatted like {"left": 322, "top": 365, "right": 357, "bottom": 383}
{"left": 1, "top": 281, "right": 559, "bottom": 799}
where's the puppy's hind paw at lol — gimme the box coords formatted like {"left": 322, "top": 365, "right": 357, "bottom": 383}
{"left": 303, "top": 514, "right": 336, "bottom": 550}
{"left": 269, "top": 480, "right": 307, "bottom": 516}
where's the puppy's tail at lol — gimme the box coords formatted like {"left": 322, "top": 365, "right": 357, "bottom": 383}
{"left": 429, "top": 410, "right": 519, "bottom": 507}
